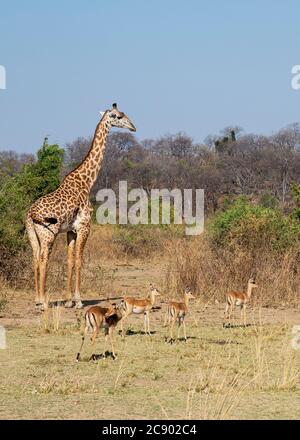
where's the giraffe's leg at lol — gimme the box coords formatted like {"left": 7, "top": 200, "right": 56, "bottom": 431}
{"left": 33, "top": 253, "right": 40, "bottom": 306}
{"left": 25, "top": 217, "right": 41, "bottom": 306}
{"left": 74, "top": 225, "right": 90, "bottom": 309}
{"left": 39, "top": 236, "right": 55, "bottom": 311}
{"left": 65, "top": 231, "right": 77, "bottom": 308}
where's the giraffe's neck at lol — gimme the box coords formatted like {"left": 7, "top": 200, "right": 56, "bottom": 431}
{"left": 67, "top": 119, "right": 109, "bottom": 194}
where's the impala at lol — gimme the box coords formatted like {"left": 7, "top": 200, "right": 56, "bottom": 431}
{"left": 165, "top": 287, "right": 195, "bottom": 343}
{"left": 119, "top": 284, "right": 161, "bottom": 337}
{"left": 224, "top": 277, "right": 258, "bottom": 326}
{"left": 76, "top": 303, "right": 123, "bottom": 361}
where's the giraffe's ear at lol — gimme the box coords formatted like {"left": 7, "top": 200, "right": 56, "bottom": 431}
{"left": 99, "top": 111, "right": 105, "bottom": 117}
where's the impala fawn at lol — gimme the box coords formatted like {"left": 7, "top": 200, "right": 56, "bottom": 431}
{"left": 165, "top": 287, "right": 195, "bottom": 343}
{"left": 119, "top": 284, "right": 161, "bottom": 337}
{"left": 76, "top": 303, "right": 123, "bottom": 361}
{"left": 224, "top": 277, "right": 258, "bottom": 327}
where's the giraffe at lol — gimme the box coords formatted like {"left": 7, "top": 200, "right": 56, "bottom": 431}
{"left": 26, "top": 103, "right": 136, "bottom": 311}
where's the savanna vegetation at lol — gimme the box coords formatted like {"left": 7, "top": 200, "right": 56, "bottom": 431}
{"left": 0, "top": 125, "right": 300, "bottom": 420}
{"left": 1, "top": 124, "right": 300, "bottom": 305}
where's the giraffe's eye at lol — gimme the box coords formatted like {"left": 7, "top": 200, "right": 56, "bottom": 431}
{"left": 117, "top": 115, "right": 123, "bottom": 120}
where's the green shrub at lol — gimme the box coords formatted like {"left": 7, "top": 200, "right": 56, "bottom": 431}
{"left": 0, "top": 141, "right": 64, "bottom": 282}
{"left": 209, "top": 197, "right": 300, "bottom": 252}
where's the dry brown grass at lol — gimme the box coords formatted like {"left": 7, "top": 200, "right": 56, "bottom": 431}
{"left": 3, "top": 222, "right": 300, "bottom": 308}
{"left": 164, "top": 233, "right": 300, "bottom": 306}
{"left": 1, "top": 313, "right": 299, "bottom": 419}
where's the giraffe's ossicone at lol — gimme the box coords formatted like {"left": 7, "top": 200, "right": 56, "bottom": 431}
{"left": 26, "top": 103, "right": 136, "bottom": 311}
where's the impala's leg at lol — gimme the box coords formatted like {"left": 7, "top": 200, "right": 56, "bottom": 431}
{"left": 177, "top": 319, "right": 181, "bottom": 340}
{"left": 65, "top": 231, "right": 77, "bottom": 308}
{"left": 183, "top": 319, "right": 187, "bottom": 341}
{"left": 242, "top": 304, "right": 246, "bottom": 326}
{"left": 90, "top": 327, "right": 99, "bottom": 359}
{"left": 144, "top": 312, "right": 147, "bottom": 334}
{"left": 170, "top": 318, "right": 176, "bottom": 342}
{"left": 39, "top": 234, "right": 55, "bottom": 311}
{"left": 228, "top": 303, "right": 234, "bottom": 321}
{"left": 163, "top": 308, "right": 169, "bottom": 327}
{"left": 224, "top": 302, "right": 229, "bottom": 319}
{"left": 120, "top": 317, "right": 125, "bottom": 338}
{"left": 74, "top": 225, "right": 90, "bottom": 309}
{"left": 145, "top": 311, "right": 150, "bottom": 335}
{"left": 108, "top": 327, "right": 116, "bottom": 359}
{"left": 119, "top": 312, "right": 130, "bottom": 338}
{"left": 103, "top": 328, "right": 108, "bottom": 355}
{"left": 76, "top": 324, "right": 88, "bottom": 361}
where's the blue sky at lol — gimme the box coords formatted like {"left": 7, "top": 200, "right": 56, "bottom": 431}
{"left": 0, "top": 0, "right": 300, "bottom": 153}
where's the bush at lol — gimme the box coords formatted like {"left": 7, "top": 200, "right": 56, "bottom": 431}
{"left": 0, "top": 141, "right": 64, "bottom": 283}
{"left": 209, "top": 197, "right": 300, "bottom": 252}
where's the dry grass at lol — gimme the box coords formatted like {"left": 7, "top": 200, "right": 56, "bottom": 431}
{"left": 1, "top": 224, "right": 300, "bottom": 419}
{"left": 164, "top": 233, "right": 300, "bottom": 306}
{"left": 0, "top": 308, "right": 299, "bottom": 419}
{"left": 4, "top": 223, "right": 300, "bottom": 307}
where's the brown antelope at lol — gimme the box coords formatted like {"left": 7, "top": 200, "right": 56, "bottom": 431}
{"left": 119, "top": 284, "right": 161, "bottom": 337}
{"left": 165, "top": 287, "right": 195, "bottom": 343}
{"left": 76, "top": 303, "right": 123, "bottom": 361}
{"left": 224, "top": 277, "right": 258, "bottom": 326}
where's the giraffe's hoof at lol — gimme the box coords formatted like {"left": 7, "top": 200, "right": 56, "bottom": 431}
{"left": 75, "top": 301, "right": 83, "bottom": 309}
{"left": 65, "top": 300, "right": 74, "bottom": 308}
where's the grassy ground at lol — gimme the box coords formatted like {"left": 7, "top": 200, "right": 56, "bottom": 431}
{"left": 1, "top": 294, "right": 300, "bottom": 419}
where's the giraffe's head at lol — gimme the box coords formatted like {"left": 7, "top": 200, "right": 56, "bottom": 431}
{"left": 100, "top": 103, "right": 136, "bottom": 132}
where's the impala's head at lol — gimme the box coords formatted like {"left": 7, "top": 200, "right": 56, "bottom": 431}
{"left": 100, "top": 103, "right": 136, "bottom": 132}
{"left": 149, "top": 283, "right": 161, "bottom": 296}
{"left": 184, "top": 286, "right": 195, "bottom": 300}
{"left": 105, "top": 302, "right": 124, "bottom": 320}
{"left": 104, "top": 304, "right": 117, "bottom": 318}
{"left": 248, "top": 278, "right": 258, "bottom": 288}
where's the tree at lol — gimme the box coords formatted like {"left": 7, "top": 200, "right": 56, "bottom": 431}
{"left": 22, "top": 137, "right": 64, "bottom": 201}
{"left": 0, "top": 138, "right": 64, "bottom": 252}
